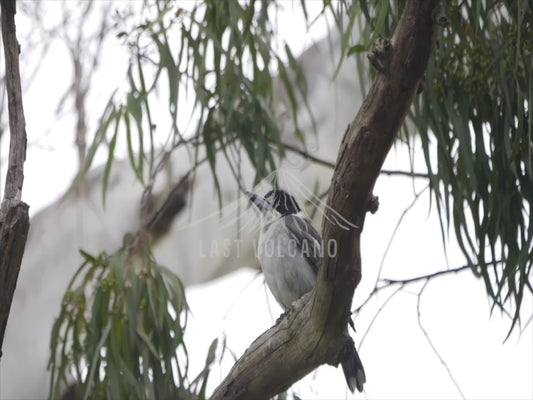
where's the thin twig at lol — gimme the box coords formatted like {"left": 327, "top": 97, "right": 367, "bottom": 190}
{"left": 281, "top": 140, "right": 429, "bottom": 178}
{"left": 221, "top": 270, "right": 263, "bottom": 323}
{"left": 281, "top": 141, "right": 336, "bottom": 169}
{"left": 380, "top": 169, "right": 429, "bottom": 179}
{"left": 417, "top": 281, "right": 466, "bottom": 399}
{"left": 358, "top": 285, "right": 404, "bottom": 349}
{"left": 354, "top": 264, "right": 477, "bottom": 316}
{"left": 375, "top": 184, "right": 429, "bottom": 283}
{"left": 381, "top": 264, "right": 472, "bottom": 286}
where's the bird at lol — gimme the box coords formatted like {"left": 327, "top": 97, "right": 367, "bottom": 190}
{"left": 246, "top": 188, "right": 366, "bottom": 393}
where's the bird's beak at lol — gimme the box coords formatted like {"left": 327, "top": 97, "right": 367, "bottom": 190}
{"left": 246, "top": 191, "right": 272, "bottom": 212}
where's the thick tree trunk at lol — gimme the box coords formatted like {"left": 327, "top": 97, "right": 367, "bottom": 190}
{"left": 210, "top": 1, "right": 441, "bottom": 398}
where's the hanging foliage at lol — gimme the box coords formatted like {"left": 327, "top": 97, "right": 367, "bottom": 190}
{"left": 328, "top": 0, "right": 532, "bottom": 335}
{"left": 48, "top": 234, "right": 217, "bottom": 399}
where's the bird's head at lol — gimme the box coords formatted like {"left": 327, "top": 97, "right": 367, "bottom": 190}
{"left": 246, "top": 189, "right": 302, "bottom": 216}
{"left": 265, "top": 189, "right": 301, "bottom": 215}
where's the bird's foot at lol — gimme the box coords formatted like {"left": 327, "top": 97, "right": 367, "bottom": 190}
{"left": 275, "top": 309, "right": 290, "bottom": 325}
{"left": 366, "top": 194, "right": 379, "bottom": 214}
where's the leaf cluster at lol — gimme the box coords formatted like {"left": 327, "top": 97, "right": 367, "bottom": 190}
{"left": 48, "top": 236, "right": 215, "bottom": 399}
{"left": 80, "top": 0, "right": 310, "bottom": 204}
{"left": 413, "top": 0, "right": 533, "bottom": 334}
{"left": 328, "top": 0, "right": 532, "bottom": 334}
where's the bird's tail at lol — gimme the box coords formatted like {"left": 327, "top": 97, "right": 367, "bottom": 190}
{"left": 341, "top": 342, "right": 366, "bottom": 393}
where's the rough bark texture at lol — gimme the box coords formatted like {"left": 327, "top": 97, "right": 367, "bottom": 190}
{"left": 316, "top": 0, "right": 440, "bottom": 342}
{"left": 0, "top": 203, "right": 29, "bottom": 352}
{"left": 210, "top": 1, "right": 440, "bottom": 398}
{"left": 0, "top": 0, "right": 30, "bottom": 354}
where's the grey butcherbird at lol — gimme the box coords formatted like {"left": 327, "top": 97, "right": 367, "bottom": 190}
{"left": 246, "top": 189, "right": 366, "bottom": 393}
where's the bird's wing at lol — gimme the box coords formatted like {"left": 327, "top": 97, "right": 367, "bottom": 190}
{"left": 284, "top": 215, "right": 322, "bottom": 275}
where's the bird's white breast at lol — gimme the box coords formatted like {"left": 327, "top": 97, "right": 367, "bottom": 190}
{"left": 258, "top": 217, "right": 317, "bottom": 310}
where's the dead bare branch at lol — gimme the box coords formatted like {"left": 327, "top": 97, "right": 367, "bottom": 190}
{"left": 0, "top": 0, "right": 30, "bottom": 354}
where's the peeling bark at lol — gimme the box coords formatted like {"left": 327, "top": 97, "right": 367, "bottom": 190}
{"left": 210, "top": 1, "right": 441, "bottom": 398}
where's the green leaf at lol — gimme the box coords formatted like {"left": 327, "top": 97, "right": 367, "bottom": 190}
{"left": 347, "top": 44, "right": 366, "bottom": 56}
{"left": 83, "top": 320, "right": 112, "bottom": 400}
{"left": 205, "top": 338, "right": 218, "bottom": 365}
{"left": 102, "top": 110, "right": 121, "bottom": 206}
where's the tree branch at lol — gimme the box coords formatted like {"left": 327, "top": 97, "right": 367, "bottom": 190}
{"left": 0, "top": 0, "right": 25, "bottom": 204}
{"left": 354, "top": 264, "right": 473, "bottom": 316}
{"left": 211, "top": 1, "right": 440, "bottom": 398}
{"left": 381, "top": 265, "right": 472, "bottom": 286}
{"left": 282, "top": 140, "right": 429, "bottom": 179}
{"left": 0, "top": 0, "right": 30, "bottom": 355}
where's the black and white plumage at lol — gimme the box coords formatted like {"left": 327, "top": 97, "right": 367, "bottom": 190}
{"left": 247, "top": 189, "right": 366, "bottom": 393}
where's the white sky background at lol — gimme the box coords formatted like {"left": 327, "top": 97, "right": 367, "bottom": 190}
{"left": 0, "top": 1, "right": 531, "bottom": 399}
